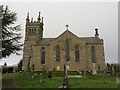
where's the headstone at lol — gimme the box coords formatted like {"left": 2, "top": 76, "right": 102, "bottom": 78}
{"left": 79, "top": 71, "right": 82, "bottom": 75}
{"left": 83, "top": 70, "right": 86, "bottom": 77}
{"left": 116, "top": 73, "right": 120, "bottom": 85}
{"left": 116, "top": 77, "right": 120, "bottom": 85}
{"left": 63, "top": 63, "right": 68, "bottom": 87}
{"left": 98, "top": 65, "right": 100, "bottom": 75}
{"left": 92, "top": 63, "right": 97, "bottom": 75}
{"left": 111, "top": 65, "right": 115, "bottom": 75}
{"left": 67, "top": 65, "right": 69, "bottom": 70}
{"left": 57, "top": 66, "right": 59, "bottom": 70}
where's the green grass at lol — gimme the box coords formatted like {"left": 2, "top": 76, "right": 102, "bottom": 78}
{"left": 13, "top": 72, "right": 63, "bottom": 88}
{"left": 10, "top": 72, "right": 118, "bottom": 88}
{"left": 68, "top": 75, "right": 118, "bottom": 88}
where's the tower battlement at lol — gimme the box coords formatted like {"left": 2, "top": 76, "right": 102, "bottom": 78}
{"left": 25, "top": 12, "right": 44, "bottom": 41}
{"left": 26, "top": 12, "right": 43, "bottom": 25}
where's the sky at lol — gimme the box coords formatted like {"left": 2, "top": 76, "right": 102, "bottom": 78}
{"left": 0, "top": 1, "right": 118, "bottom": 66}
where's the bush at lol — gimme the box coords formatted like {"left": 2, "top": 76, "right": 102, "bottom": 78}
{"left": 2, "top": 67, "right": 13, "bottom": 74}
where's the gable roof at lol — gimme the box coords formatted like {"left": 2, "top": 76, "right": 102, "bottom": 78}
{"left": 56, "top": 30, "right": 79, "bottom": 39}
{"left": 37, "top": 31, "right": 103, "bottom": 45}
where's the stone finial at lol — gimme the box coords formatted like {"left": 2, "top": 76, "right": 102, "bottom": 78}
{"left": 95, "top": 28, "right": 99, "bottom": 37}
{"left": 26, "top": 12, "right": 29, "bottom": 22}
{"left": 31, "top": 18, "right": 33, "bottom": 22}
{"left": 42, "top": 17, "right": 43, "bottom": 23}
{"left": 37, "top": 12, "right": 41, "bottom": 22}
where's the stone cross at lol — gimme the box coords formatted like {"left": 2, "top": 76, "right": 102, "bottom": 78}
{"left": 66, "top": 24, "right": 69, "bottom": 30}
{"left": 64, "top": 63, "right": 67, "bottom": 77}
{"left": 63, "top": 63, "right": 68, "bottom": 87}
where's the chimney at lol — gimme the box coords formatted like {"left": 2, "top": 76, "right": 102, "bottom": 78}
{"left": 95, "top": 28, "right": 99, "bottom": 38}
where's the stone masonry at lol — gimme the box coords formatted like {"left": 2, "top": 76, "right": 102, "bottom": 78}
{"left": 22, "top": 12, "right": 106, "bottom": 72}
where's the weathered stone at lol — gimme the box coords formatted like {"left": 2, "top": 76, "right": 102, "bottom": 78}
{"left": 22, "top": 12, "right": 106, "bottom": 72}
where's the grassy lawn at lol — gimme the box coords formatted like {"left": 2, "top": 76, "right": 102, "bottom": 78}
{"left": 68, "top": 74, "right": 118, "bottom": 88}
{"left": 13, "top": 72, "right": 63, "bottom": 88}
{"left": 10, "top": 72, "right": 118, "bottom": 88}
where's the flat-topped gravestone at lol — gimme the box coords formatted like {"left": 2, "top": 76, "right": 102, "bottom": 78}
{"left": 92, "top": 63, "right": 97, "bottom": 75}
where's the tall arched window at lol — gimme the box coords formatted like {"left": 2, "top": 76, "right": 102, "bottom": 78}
{"left": 91, "top": 46, "right": 96, "bottom": 63}
{"left": 56, "top": 47, "right": 61, "bottom": 62}
{"left": 75, "top": 46, "right": 79, "bottom": 62}
{"left": 65, "top": 39, "right": 70, "bottom": 61}
{"left": 41, "top": 47, "right": 45, "bottom": 64}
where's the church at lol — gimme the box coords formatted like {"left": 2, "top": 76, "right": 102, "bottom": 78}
{"left": 22, "top": 12, "right": 106, "bottom": 73}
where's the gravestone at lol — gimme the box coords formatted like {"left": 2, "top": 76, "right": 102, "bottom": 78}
{"left": 98, "top": 65, "right": 101, "bottom": 75}
{"left": 116, "top": 72, "right": 120, "bottom": 86}
{"left": 111, "top": 65, "right": 115, "bottom": 75}
{"left": 92, "top": 63, "right": 97, "bottom": 75}
{"left": 63, "top": 63, "right": 68, "bottom": 87}
{"left": 83, "top": 70, "right": 86, "bottom": 77}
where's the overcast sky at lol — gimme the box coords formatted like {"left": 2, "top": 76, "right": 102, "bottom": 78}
{"left": 0, "top": 1, "right": 118, "bottom": 66}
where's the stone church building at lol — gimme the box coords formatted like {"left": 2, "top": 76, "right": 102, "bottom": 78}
{"left": 22, "top": 12, "right": 106, "bottom": 72}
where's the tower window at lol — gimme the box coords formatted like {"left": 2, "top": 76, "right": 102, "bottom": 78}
{"left": 56, "top": 46, "right": 61, "bottom": 62}
{"left": 41, "top": 47, "right": 45, "bottom": 64}
{"left": 34, "top": 29, "right": 36, "bottom": 34}
{"left": 29, "top": 29, "right": 31, "bottom": 35}
{"left": 91, "top": 46, "right": 96, "bottom": 63}
{"left": 75, "top": 45, "right": 80, "bottom": 62}
{"left": 32, "top": 29, "right": 34, "bottom": 34}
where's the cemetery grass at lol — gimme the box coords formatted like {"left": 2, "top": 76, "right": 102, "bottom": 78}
{"left": 68, "top": 74, "right": 118, "bottom": 88}
{"left": 12, "top": 72, "right": 118, "bottom": 88}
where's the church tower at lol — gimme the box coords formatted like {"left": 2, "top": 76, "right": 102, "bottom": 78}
{"left": 22, "top": 12, "right": 44, "bottom": 71}
{"left": 25, "top": 12, "right": 44, "bottom": 41}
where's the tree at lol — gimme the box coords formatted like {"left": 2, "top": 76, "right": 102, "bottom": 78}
{"left": 0, "top": 5, "right": 22, "bottom": 58}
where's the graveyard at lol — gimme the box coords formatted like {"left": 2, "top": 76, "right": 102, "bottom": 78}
{"left": 2, "top": 63, "right": 120, "bottom": 89}
{"left": 2, "top": 71, "right": 118, "bottom": 89}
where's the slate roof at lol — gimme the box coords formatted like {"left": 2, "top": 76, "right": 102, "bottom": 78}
{"left": 79, "top": 37, "right": 103, "bottom": 43}
{"left": 38, "top": 37, "right": 103, "bottom": 45}
{"left": 39, "top": 38, "right": 55, "bottom": 45}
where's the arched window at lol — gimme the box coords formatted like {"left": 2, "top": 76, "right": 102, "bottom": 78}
{"left": 65, "top": 39, "right": 70, "bottom": 61}
{"left": 91, "top": 46, "right": 96, "bottom": 63}
{"left": 41, "top": 47, "right": 45, "bottom": 64}
{"left": 56, "top": 47, "right": 61, "bottom": 62}
{"left": 75, "top": 46, "right": 79, "bottom": 62}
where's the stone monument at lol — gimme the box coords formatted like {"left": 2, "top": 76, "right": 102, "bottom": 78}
{"left": 92, "top": 63, "right": 97, "bottom": 75}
